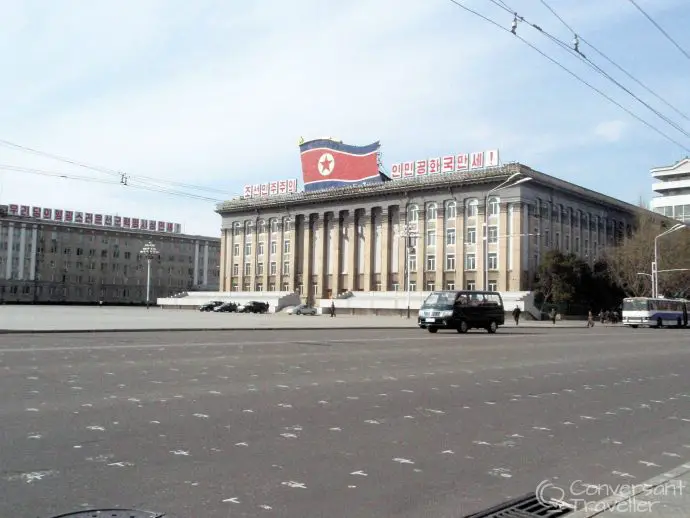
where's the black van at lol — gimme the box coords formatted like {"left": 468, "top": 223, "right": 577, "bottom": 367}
{"left": 418, "top": 290, "right": 505, "bottom": 334}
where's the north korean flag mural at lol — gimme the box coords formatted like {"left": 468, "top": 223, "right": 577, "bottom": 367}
{"left": 299, "top": 139, "right": 385, "bottom": 192}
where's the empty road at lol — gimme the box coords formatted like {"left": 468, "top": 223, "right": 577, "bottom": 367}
{"left": 1, "top": 327, "right": 690, "bottom": 517}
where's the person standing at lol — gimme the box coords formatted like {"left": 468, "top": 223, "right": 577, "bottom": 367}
{"left": 549, "top": 308, "right": 557, "bottom": 325}
{"left": 587, "top": 309, "right": 595, "bottom": 328}
{"left": 512, "top": 306, "right": 521, "bottom": 325}
{"left": 330, "top": 300, "right": 336, "bottom": 318}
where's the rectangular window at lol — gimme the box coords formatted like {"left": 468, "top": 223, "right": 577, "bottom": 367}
{"left": 282, "top": 261, "right": 290, "bottom": 275}
{"left": 244, "top": 243, "right": 252, "bottom": 256}
{"left": 466, "top": 227, "right": 476, "bottom": 244}
{"left": 465, "top": 254, "right": 476, "bottom": 270}
{"left": 425, "top": 230, "right": 436, "bottom": 247}
{"left": 446, "top": 228, "right": 456, "bottom": 246}
{"left": 446, "top": 282, "right": 455, "bottom": 290}
{"left": 258, "top": 242, "right": 265, "bottom": 256}
{"left": 488, "top": 253, "right": 498, "bottom": 270}
{"left": 232, "top": 264, "right": 239, "bottom": 276}
{"left": 445, "top": 253, "right": 456, "bottom": 271}
{"left": 466, "top": 280, "right": 476, "bottom": 291}
{"left": 392, "top": 283, "right": 400, "bottom": 291}
{"left": 233, "top": 244, "right": 240, "bottom": 257}
{"left": 244, "top": 262, "right": 251, "bottom": 275}
{"left": 282, "top": 282, "right": 289, "bottom": 291}
{"left": 257, "top": 262, "right": 264, "bottom": 275}
{"left": 270, "top": 241, "right": 277, "bottom": 254}
{"left": 408, "top": 254, "right": 417, "bottom": 272}
{"left": 426, "top": 282, "right": 435, "bottom": 291}
{"left": 408, "top": 281, "right": 417, "bottom": 292}
{"left": 283, "top": 240, "right": 291, "bottom": 254}
{"left": 270, "top": 261, "right": 277, "bottom": 275}
{"left": 488, "top": 226, "right": 498, "bottom": 244}
{"left": 575, "top": 237, "right": 580, "bottom": 253}
{"left": 426, "top": 255, "right": 436, "bottom": 271}
{"left": 488, "top": 280, "right": 498, "bottom": 292}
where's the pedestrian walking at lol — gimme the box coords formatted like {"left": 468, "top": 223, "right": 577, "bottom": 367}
{"left": 587, "top": 309, "right": 595, "bottom": 328}
{"left": 512, "top": 305, "right": 521, "bottom": 325}
{"left": 330, "top": 301, "right": 336, "bottom": 318}
{"left": 549, "top": 308, "right": 557, "bottom": 325}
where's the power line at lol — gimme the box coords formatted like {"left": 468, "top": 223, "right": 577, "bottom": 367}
{"left": 487, "top": 0, "right": 690, "bottom": 137}
{"left": 537, "top": 0, "right": 690, "bottom": 122}
{"left": 446, "top": 0, "right": 690, "bottom": 152}
{"left": 625, "top": 0, "right": 690, "bottom": 61}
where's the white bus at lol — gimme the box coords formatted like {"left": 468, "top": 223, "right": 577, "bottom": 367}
{"left": 622, "top": 297, "right": 688, "bottom": 328}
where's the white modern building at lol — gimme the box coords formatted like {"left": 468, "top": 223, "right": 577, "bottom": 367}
{"left": 650, "top": 158, "right": 690, "bottom": 223}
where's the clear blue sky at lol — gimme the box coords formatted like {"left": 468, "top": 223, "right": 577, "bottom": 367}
{"left": 1, "top": 0, "right": 688, "bottom": 235}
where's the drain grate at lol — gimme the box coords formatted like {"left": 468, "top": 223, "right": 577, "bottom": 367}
{"left": 463, "top": 492, "right": 573, "bottom": 518}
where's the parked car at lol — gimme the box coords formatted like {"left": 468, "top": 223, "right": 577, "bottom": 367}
{"left": 214, "top": 302, "right": 239, "bottom": 313}
{"left": 199, "top": 301, "right": 224, "bottom": 312}
{"left": 238, "top": 301, "right": 269, "bottom": 314}
{"left": 289, "top": 304, "right": 317, "bottom": 316}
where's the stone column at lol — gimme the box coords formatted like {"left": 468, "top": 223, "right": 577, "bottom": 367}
{"left": 397, "top": 212, "right": 407, "bottom": 290}
{"left": 414, "top": 214, "right": 425, "bottom": 290}
{"left": 330, "top": 212, "right": 341, "bottom": 296}
{"left": 362, "top": 209, "right": 373, "bottom": 291}
{"left": 237, "top": 227, "right": 245, "bottom": 291}
{"left": 435, "top": 206, "right": 445, "bottom": 290}
{"left": 380, "top": 208, "right": 390, "bottom": 291}
{"left": 193, "top": 240, "right": 200, "bottom": 286}
{"left": 261, "top": 228, "right": 269, "bottom": 291}
{"left": 29, "top": 225, "right": 38, "bottom": 282}
{"left": 301, "top": 215, "right": 312, "bottom": 301}
{"left": 18, "top": 223, "right": 27, "bottom": 280}
{"left": 476, "top": 205, "right": 486, "bottom": 290}
{"left": 455, "top": 201, "right": 464, "bottom": 290}
{"left": 498, "top": 203, "right": 510, "bottom": 291}
{"left": 5, "top": 222, "right": 14, "bottom": 279}
{"left": 315, "top": 213, "right": 327, "bottom": 299}
{"left": 346, "top": 211, "right": 357, "bottom": 291}
{"left": 219, "top": 229, "right": 227, "bottom": 291}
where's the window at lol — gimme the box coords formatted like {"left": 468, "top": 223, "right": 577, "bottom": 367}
{"left": 488, "top": 226, "right": 498, "bottom": 244}
{"left": 270, "top": 261, "right": 277, "bottom": 275}
{"left": 76, "top": 248, "right": 84, "bottom": 256}
{"left": 283, "top": 240, "right": 291, "bottom": 254}
{"left": 257, "top": 262, "right": 264, "bottom": 275}
{"left": 426, "top": 255, "right": 436, "bottom": 271}
{"left": 445, "top": 201, "right": 457, "bottom": 219}
{"left": 244, "top": 262, "right": 251, "bottom": 275}
{"left": 465, "top": 254, "right": 476, "bottom": 270}
{"left": 375, "top": 282, "right": 382, "bottom": 291}
{"left": 244, "top": 243, "right": 252, "bottom": 256}
{"left": 258, "top": 242, "right": 265, "bottom": 256}
{"left": 545, "top": 230, "right": 550, "bottom": 247}
{"left": 282, "top": 261, "right": 290, "bottom": 275}
{"left": 270, "top": 241, "right": 277, "bottom": 254}
{"left": 282, "top": 282, "right": 289, "bottom": 291}
{"left": 392, "top": 283, "right": 400, "bottom": 291}
{"left": 270, "top": 219, "right": 279, "bottom": 233}
{"left": 446, "top": 282, "right": 455, "bottom": 290}
{"left": 269, "top": 283, "right": 276, "bottom": 291}
{"left": 233, "top": 244, "right": 240, "bottom": 257}
{"left": 407, "top": 204, "right": 419, "bottom": 223}
{"left": 467, "top": 200, "right": 478, "bottom": 217}
{"left": 575, "top": 237, "right": 580, "bottom": 253}
{"left": 489, "top": 197, "right": 500, "bottom": 216}
{"left": 232, "top": 264, "right": 239, "bottom": 276}
{"left": 466, "top": 280, "right": 476, "bottom": 291}
{"left": 425, "top": 230, "right": 436, "bottom": 247}
{"left": 426, "top": 282, "right": 435, "bottom": 291}
{"left": 466, "top": 227, "right": 477, "bottom": 244}
{"left": 256, "top": 283, "right": 263, "bottom": 292}
{"left": 488, "top": 280, "right": 498, "bottom": 292}
{"left": 245, "top": 222, "right": 253, "bottom": 241}
{"left": 258, "top": 220, "right": 266, "bottom": 234}
{"left": 233, "top": 224, "right": 241, "bottom": 237}
{"left": 446, "top": 228, "right": 456, "bottom": 246}
{"left": 488, "top": 252, "right": 498, "bottom": 270}
{"left": 283, "top": 218, "right": 292, "bottom": 232}
{"left": 445, "top": 253, "right": 456, "bottom": 271}
{"left": 555, "top": 232, "right": 560, "bottom": 249}
{"left": 426, "top": 203, "right": 437, "bottom": 220}
{"left": 408, "top": 254, "right": 417, "bottom": 272}
{"left": 408, "top": 281, "right": 417, "bottom": 292}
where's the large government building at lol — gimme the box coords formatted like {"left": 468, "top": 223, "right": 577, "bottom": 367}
{"left": 0, "top": 204, "right": 220, "bottom": 304}
{"left": 215, "top": 162, "right": 649, "bottom": 304}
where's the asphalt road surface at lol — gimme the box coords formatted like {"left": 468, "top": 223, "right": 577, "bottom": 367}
{"left": 2, "top": 327, "right": 690, "bottom": 518}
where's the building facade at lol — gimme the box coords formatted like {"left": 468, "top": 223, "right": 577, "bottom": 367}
{"left": 0, "top": 209, "right": 220, "bottom": 304}
{"left": 650, "top": 158, "right": 690, "bottom": 223}
{"left": 216, "top": 163, "right": 647, "bottom": 302}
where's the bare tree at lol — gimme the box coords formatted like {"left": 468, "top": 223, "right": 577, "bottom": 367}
{"left": 606, "top": 215, "right": 690, "bottom": 297}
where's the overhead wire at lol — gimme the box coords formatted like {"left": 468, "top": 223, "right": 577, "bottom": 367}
{"left": 446, "top": 0, "right": 690, "bottom": 152}
{"left": 486, "top": 0, "right": 690, "bottom": 139}
{"left": 537, "top": 0, "right": 690, "bottom": 122}
{"left": 625, "top": 0, "right": 690, "bottom": 61}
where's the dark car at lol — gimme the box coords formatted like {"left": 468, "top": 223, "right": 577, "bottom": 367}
{"left": 418, "top": 290, "right": 505, "bottom": 334}
{"left": 238, "top": 301, "right": 270, "bottom": 314}
{"left": 214, "top": 302, "right": 239, "bottom": 313}
{"left": 199, "top": 301, "right": 224, "bottom": 312}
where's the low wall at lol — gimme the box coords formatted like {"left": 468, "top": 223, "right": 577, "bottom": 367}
{"left": 157, "top": 291, "right": 301, "bottom": 313}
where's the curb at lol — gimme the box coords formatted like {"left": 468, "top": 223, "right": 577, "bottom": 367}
{"left": 567, "top": 461, "right": 690, "bottom": 518}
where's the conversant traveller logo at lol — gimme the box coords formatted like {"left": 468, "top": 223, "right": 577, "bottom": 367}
{"left": 535, "top": 478, "right": 686, "bottom": 513}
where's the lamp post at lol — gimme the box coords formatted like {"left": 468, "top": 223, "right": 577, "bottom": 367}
{"left": 141, "top": 241, "right": 159, "bottom": 309}
{"left": 483, "top": 174, "right": 532, "bottom": 290}
{"left": 400, "top": 223, "right": 419, "bottom": 319}
{"left": 653, "top": 224, "right": 685, "bottom": 298}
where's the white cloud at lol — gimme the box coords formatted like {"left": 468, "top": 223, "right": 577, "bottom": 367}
{"left": 1, "top": 0, "right": 688, "bottom": 235}
{"left": 593, "top": 120, "right": 627, "bottom": 142}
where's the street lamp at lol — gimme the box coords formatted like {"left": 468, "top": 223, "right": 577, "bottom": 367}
{"left": 400, "top": 223, "right": 419, "bottom": 319}
{"left": 483, "top": 175, "right": 532, "bottom": 290}
{"left": 653, "top": 224, "right": 685, "bottom": 298}
{"left": 141, "top": 241, "right": 159, "bottom": 309}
